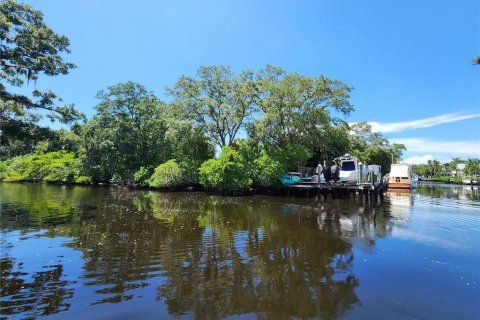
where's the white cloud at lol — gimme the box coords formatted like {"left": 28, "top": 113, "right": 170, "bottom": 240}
{"left": 367, "top": 112, "right": 480, "bottom": 133}
{"left": 392, "top": 138, "right": 480, "bottom": 164}
{"left": 403, "top": 154, "right": 435, "bottom": 165}
{"left": 402, "top": 154, "right": 455, "bottom": 165}
{"left": 392, "top": 138, "right": 480, "bottom": 157}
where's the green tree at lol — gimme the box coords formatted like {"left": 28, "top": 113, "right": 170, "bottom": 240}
{"left": 249, "top": 65, "right": 353, "bottom": 150}
{"left": 0, "top": 0, "right": 83, "bottom": 123}
{"left": 473, "top": 56, "right": 480, "bottom": 65}
{"left": 169, "top": 65, "right": 258, "bottom": 148}
{"left": 412, "top": 164, "right": 429, "bottom": 177}
{"left": 361, "top": 145, "right": 393, "bottom": 174}
{"left": 464, "top": 158, "right": 480, "bottom": 175}
{"left": 252, "top": 153, "right": 284, "bottom": 188}
{"left": 270, "top": 143, "right": 313, "bottom": 171}
{"left": 391, "top": 143, "right": 407, "bottom": 163}
{"left": 0, "top": 118, "right": 81, "bottom": 160}
{"left": 425, "top": 159, "right": 442, "bottom": 177}
{"left": 349, "top": 122, "right": 389, "bottom": 152}
{"left": 0, "top": 119, "right": 55, "bottom": 159}
{"left": 198, "top": 146, "right": 252, "bottom": 191}
{"left": 164, "top": 116, "right": 215, "bottom": 184}
{"left": 79, "top": 82, "right": 170, "bottom": 182}
{"left": 306, "top": 122, "right": 351, "bottom": 166}
{"left": 348, "top": 122, "right": 405, "bottom": 173}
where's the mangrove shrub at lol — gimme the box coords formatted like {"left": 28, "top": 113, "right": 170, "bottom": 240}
{"left": 149, "top": 160, "right": 184, "bottom": 188}
{"left": 133, "top": 166, "right": 152, "bottom": 187}
{"left": 253, "top": 153, "right": 284, "bottom": 188}
{"left": 199, "top": 146, "right": 252, "bottom": 191}
{"left": 0, "top": 151, "right": 80, "bottom": 182}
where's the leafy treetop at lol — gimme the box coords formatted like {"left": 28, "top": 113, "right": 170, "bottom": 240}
{"left": 169, "top": 65, "right": 258, "bottom": 148}
{"left": 0, "top": 0, "right": 83, "bottom": 123}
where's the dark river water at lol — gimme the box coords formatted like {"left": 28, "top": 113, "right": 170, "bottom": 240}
{"left": 1, "top": 182, "right": 479, "bottom": 319}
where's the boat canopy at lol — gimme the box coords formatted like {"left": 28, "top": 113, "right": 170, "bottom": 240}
{"left": 390, "top": 164, "right": 411, "bottom": 178}
{"left": 341, "top": 161, "right": 356, "bottom": 171}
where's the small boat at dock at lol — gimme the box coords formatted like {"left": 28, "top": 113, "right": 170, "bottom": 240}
{"left": 335, "top": 154, "right": 359, "bottom": 185}
{"left": 388, "top": 163, "right": 415, "bottom": 191}
{"left": 278, "top": 172, "right": 302, "bottom": 185}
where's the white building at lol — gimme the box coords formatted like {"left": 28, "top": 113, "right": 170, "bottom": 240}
{"left": 453, "top": 163, "right": 466, "bottom": 176}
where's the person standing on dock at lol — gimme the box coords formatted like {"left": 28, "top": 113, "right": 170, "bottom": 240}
{"left": 316, "top": 163, "right": 323, "bottom": 185}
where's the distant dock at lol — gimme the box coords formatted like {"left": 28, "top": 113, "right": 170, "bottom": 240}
{"left": 281, "top": 182, "right": 386, "bottom": 201}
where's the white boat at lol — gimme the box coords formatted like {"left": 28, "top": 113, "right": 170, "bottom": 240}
{"left": 388, "top": 163, "right": 414, "bottom": 190}
{"left": 318, "top": 154, "right": 383, "bottom": 187}
{"left": 335, "top": 154, "right": 359, "bottom": 185}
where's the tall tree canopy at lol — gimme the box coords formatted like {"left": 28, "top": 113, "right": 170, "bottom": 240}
{"left": 0, "top": 0, "right": 83, "bottom": 123}
{"left": 249, "top": 65, "right": 354, "bottom": 150}
{"left": 169, "top": 65, "right": 258, "bottom": 148}
{"left": 80, "top": 81, "right": 213, "bottom": 183}
{"left": 349, "top": 122, "right": 406, "bottom": 173}
{"left": 0, "top": 118, "right": 55, "bottom": 158}
{"left": 80, "top": 82, "right": 170, "bottom": 182}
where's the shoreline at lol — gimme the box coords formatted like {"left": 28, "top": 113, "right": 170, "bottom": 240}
{"left": 0, "top": 180, "right": 283, "bottom": 197}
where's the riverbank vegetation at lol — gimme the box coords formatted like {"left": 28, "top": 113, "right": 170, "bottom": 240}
{"left": 412, "top": 158, "right": 480, "bottom": 182}
{"left": 6, "top": 0, "right": 477, "bottom": 193}
{"left": 1, "top": 62, "right": 409, "bottom": 192}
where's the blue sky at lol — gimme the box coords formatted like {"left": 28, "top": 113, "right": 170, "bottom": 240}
{"left": 21, "top": 0, "right": 480, "bottom": 164}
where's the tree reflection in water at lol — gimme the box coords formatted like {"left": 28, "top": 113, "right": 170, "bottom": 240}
{"left": 154, "top": 199, "right": 360, "bottom": 319}
{"left": 416, "top": 183, "right": 479, "bottom": 202}
{"left": 1, "top": 254, "right": 73, "bottom": 318}
{"left": 0, "top": 183, "right": 415, "bottom": 319}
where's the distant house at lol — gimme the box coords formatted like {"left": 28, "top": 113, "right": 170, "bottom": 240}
{"left": 453, "top": 163, "right": 466, "bottom": 176}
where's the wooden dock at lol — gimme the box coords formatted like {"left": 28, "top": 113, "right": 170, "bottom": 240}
{"left": 281, "top": 182, "right": 385, "bottom": 201}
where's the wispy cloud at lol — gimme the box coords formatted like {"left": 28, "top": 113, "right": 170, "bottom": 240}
{"left": 391, "top": 138, "right": 480, "bottom": 160}
{"left": 368, "top": 112, "right": 480, "bottom": 133}
{"left": 402, "top": 154, "right": 435, "bottom": 165}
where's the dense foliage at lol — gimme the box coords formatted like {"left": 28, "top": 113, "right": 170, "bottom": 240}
{"left": 0, "top": 0, "right": 83, "bottom": 124}
{"left": 199, "top": 147, "right": 252, "bottom": 191}
{"left": 349, "top": 122, "right": 406, "bottom": 174}
{"left": 149, "top": 160, "right": 184, "bottom": 188}
{"left": 169, "top": 66, "right": 257, "bottom": 148}
{"left": 78, "top": 82, "right": 172, "bottom": 183}
{"left": 0, "top": 151, "right": 81, "bottom": 182}
{"left": 253, "top": 153, "right": 285, "bottom": 188}
{"left": 249, "top": 65, "right": 353, "bottom": 150}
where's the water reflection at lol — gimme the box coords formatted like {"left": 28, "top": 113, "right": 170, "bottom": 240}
{"left": 0, "top": 183, "right": 475, "bottom": 319}
{"left": 417, "top": 182, "right": 480, "bottom": 201}
{"left": 1, "top": 232, "right": 75, "bottom": 319}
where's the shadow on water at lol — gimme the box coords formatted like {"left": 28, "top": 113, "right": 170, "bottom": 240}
{"left": 0, "top": 182, "right": 476, "bottom": 319}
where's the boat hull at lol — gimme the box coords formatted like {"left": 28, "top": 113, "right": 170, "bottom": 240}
{"left": 388, "top": 182, "right": 413, "bottom": 190}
